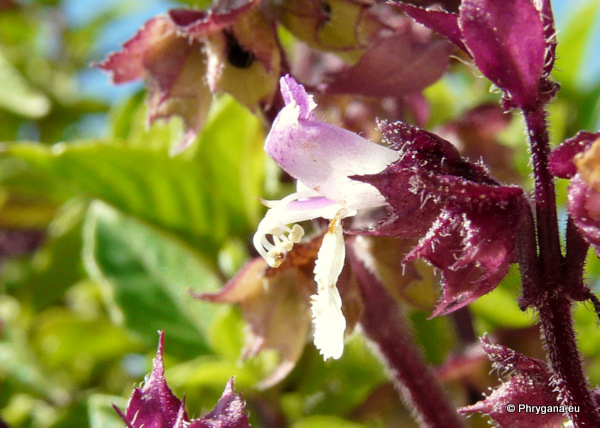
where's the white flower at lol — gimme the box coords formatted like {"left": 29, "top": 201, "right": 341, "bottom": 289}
{"left": 253, "top": 75, "right": 398, "bottom": 359}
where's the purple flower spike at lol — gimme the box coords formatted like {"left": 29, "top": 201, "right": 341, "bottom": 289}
{"left": 459, "top": 336, "right": 565, "bottom": 427}
{"left": 115, "top": 332, "right": 250, "bottom": 428}
{"left": 254, "top": 75, "right": 398, "bottom": 360}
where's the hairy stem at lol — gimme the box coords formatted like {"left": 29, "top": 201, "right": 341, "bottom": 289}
{"left": 523, "top": 107, "right": 600, "bottom": 425}
{"left": 565, "top": 216, "right": 590, "bottom": 298}
{"left": 524, "top": 108, "right": 562, "bottom": 277}
{"left": 349, "top": 247, "right": 464, "bottom": 428}
{"left": 516, "top": 197, "right": 541, "bottom": 309}
{"left": 539, "top": 299, "right": 600, "bottom": 426}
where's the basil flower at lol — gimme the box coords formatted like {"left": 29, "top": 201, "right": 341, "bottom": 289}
{"left": 253, "top": 75, "right": 398, "bottom": 359}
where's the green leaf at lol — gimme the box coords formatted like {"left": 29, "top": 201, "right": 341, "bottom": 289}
{"left": 285, "top": 335, "right": 387, "bottom": 417}
{"left": 173, "top": 0, "right": 213, "bottom": 9}
{"left": 6, "top": 95, "right": 266, "bottom": 253}
{"left": 408, "top": 310, "right": 454, "bottom": 366}
{"left": 0, "top": 297, "right": 69, "bottom": 402}
{"left": 189, "top": 95, "right": 266, "bottom": 228}
{"left": 4, "top": 141, "right": 242, "bottom": 253}
{"left": 470, "top": 266, "right": 532, "bottom": 329}
{"left": 110, "top": 93, "right": 267, "bottom": 232}
{"left": 2, "top": 200, "right": 86, "bottom": 310}
{"left": 83, "top": 202, "right": 221, "bottom": 358}
{"left": 207, "top": 306, "right": 246, "bottom": 361}
{"left": 88, "top": 395, "right": 128, "bottom": 428}
{"left": 32, "top": 308, "right": 139, "bottom": 374}
{"left": 0, "top": 50, "right": 50, "bottom": 118}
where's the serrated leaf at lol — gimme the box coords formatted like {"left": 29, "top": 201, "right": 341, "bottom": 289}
{"left": 83, "top": 202, "right": 221, "bottom": 358}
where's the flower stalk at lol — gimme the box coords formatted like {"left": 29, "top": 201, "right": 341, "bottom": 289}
{"left": 523, "top": 108, "right": 563, "bottom": 276}
{"left": 538, "top": 300, "right": 600, "bottom": 426}
{"left": 349, "top": 246, "right": 464, "bottom": 428}
{"left": 523, "top": 107, "right": 600, "bottom": 426}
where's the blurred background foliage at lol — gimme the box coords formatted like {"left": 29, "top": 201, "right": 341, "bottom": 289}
{"left": 0, "top": 0, "right": 599, "bottom": 427}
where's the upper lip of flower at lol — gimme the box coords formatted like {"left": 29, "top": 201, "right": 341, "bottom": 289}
{"left": 254, "top": 75, "right": 398, "bottom": 268}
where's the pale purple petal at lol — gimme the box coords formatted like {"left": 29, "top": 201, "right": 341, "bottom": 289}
{"left": 280, "top": 75, "right": 316, "bottom": 120}
{"left": 266, "top": 76, "right": 399, "bottom": 210}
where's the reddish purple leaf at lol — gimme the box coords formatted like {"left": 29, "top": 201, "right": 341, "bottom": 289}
{"left": 459, "top": 337, "right": 566, "bottom": 427}
{"left": 115, "top": 333, "right": 250, "bottom": 427}
{"left": 569, "top": 174, "right": 600, "bottom": 250}
{"left": 323, "top": 30, "right": 453, "bottom": 98}
{"left": 97, "top": 1, "right": 281, "bottom": 153}
{"left": 189, "top": 379, "right": 251, "bottom": 428}
{"left": 459, "top": 0, "right": 546, "bottom": 109}
{"left": 97, "top": 15, "right": 212, "bottom": 153}
{"left": 393, "top": 3, "right": 468, "bottom": 53}
{"left": 539, "top": 0, "right": 557, "bottom": 79}
{"left": 395, "top": 0, "right": 460, "bottom": 13}
{"left": 439, "top": 104, "right": 517, "bottom": 184}
{"left": 114, "top": 331, "right": 188, "bottom": 428}
{"left": 97, "top": 17, "right": 169, "bottom": 84}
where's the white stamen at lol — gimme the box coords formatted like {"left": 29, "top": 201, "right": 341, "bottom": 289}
{"left": 253, "top": 191, "right": 341, "bottom": 267}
